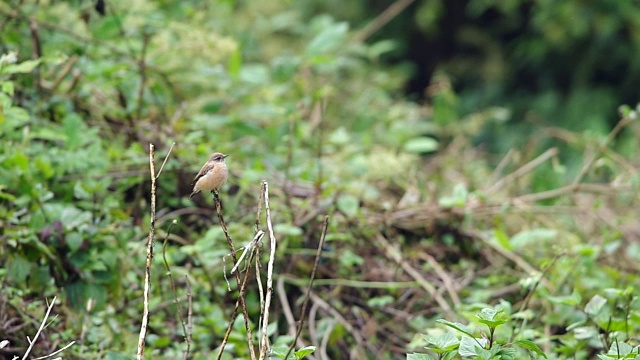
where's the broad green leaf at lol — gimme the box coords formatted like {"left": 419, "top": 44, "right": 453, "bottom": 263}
{"left": 437, "top": 319, "right": 474, "bottom": 338}
{"left": 422, "top": 332, "right": 459, "bottom": 353}
{"left": 305, "top": 22, "right": 348, "bottom": 57}
{"left": 514, "top": 339, "right": 548, "bottom": 358}
{"left": 493, "top": 228, "right": 512, "bottom": 250}
{"left": 274, "top": 223, "right": 303, "bottom": 236}
{"left": 0, "top": 59, "right": 41, "bottom": 75}
{"left": 228, "top": 47, "right": 242, "bottom": 78}
{"left": 510, "top": 228, "right": 557, "bottom": 248}
{"left": 337, "top": 195, "right": 359, "bottom": 217}
{"left": 270, "top": 344, "right": 292, "bottom": 359}
{"left": 63, "top": 113, "right": 84, "bottom": 149}
{"left": 404, "top": 137, "right": 439, "bottom": 153}
{"left": 329, "top": 126, "right": 350, "bottom": 145}
{"left": 7, "top": 255, "right": 32, "bottom": 284}
{"left": 74, "top": 181, "right": 92, "bottom": 199}
{"left": 367, "top": 295, "right": 394, "bottom": 308}
{"left": 294, "top": 346, "right": 316, "bottom": 359}
{"left": 458, "top": 336, "right": 486, "bottom": 356}
{"left": 605, "top": 341, "right": 633, "bottom": 356}
{"left": 476, "top": 308, "right": 508, "bottom": 328}
{"left": 573, "top": 326, "right": 598, "bottom": 340}
{"left": 438, "top": 184, "right": 468, "bottom": 208}
{"left": 585, "top": 294, "right": 607, "bottom": 316}
{"left": 547, "top": 290, "right": 582, "bottom": 306}
{"left": 66, "top": 232, "right": 84, "bottom": 252}
{"left": 1, "top": 80, "right": 14, "bottom": 95}
{"left": 406, "top": 353, "right": 436, "bottom": 360}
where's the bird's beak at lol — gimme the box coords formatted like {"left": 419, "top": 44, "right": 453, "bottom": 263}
{"left": 223, "top": 154, "right": 229, "bottom": 158}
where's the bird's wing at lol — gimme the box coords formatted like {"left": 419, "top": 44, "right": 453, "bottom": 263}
{"left": 192, "top": 162, "right": 215, "bottom": 185}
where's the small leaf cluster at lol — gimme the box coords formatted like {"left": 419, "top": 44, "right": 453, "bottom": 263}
{"left": 408, "top": 307, "right": 547, "bottom": 360}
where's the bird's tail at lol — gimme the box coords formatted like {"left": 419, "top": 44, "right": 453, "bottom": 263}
{"left": 189, "top": 190, "right": 199, "bottom": 199}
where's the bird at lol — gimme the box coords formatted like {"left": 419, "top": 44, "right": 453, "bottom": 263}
{"left": 189, "top": 152, "right": 229, "bottom": 199}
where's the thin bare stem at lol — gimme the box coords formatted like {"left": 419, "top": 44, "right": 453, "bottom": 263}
{"left": 135, "top": 32, "right": 150, "bottom": 121}
{"left": 137, "top": 143, "right": 157, "bottom": 360}
{"left": 573, "top": 115, "right": 634, "bottom": 185}
{"left": 33, "top": 340, "right": 76, "bottom": 360}
{"left": 259, "top": 181, "right": 278, "bottom": 360}
{"left": 214, "top": 191, "right": 257, "bottom": 360}
{"left": 22, "top": 296, "right": 58, "bottom": 360}
{"left": 354, "top": 0, "right": 415, "bottom": 42}
{"left": 183, "top": 276, "right": 193, "bottom": 360}
{"left": 284, "top": 216, "right": 329, "bottom": 360}
{"left": 485, "top": 147, "right": 558, "bottom": 195}
{"left": 375, "top": 232, "right": 455, "bottom": 319}
{"left": 156, "top": 142, "right": 176, "bottom": 179}
{"left": 161, "top": 220, "right": 190, "bottom": 357}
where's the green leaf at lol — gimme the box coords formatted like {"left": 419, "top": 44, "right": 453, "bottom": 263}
{"left": 437, "top": 319, "right": 475, "bottom": 338}
{"left": 63, "top": 113, "right": 84, "bottom": 149}
{"left": 305, "top": 22, "right": 349, "bottom": 57}
{"left": 274, "top": 223, "right": 303, "bottom": 236}
{"left": 406, "top": 353, "right": 436, "bottom": 360}
{"left": 584, "top": 294, "right": 607, "bottom": 316}
{"left": 404, "top": 137, "right": 439, "bottom": 153}
{"left": 0, "top": 59, "right": 41, "bottom": 75}
{"left": 270, "top": 344, "right": 292, "bottom": 359}
{"left": 510, "top": 228, "right": 557, "bottom": 248}
{"left": 458, "top": 336, "right": 486, "bottom": 356}
{"left": 7, "top": 255, "right": 32, "bottom": 284}
{"left": 422, "top": 332, "right": 459, "bottom": 353}
{"left": 605, "top": 341, "right": 634, "bottom": 356}
{"left": 367, "top": 295, "right": 394, "bottom": 308}
{"left": 493, "top": 228, "right": 512, "bottom": 250}
{"left": 294, "top": 346, "right": 316, "bottom": 359}
{"left": 336, "top": 195, "right": 360, "bottom": 217}
{"left": 228, "top": 47, "right": 242, "bottom": 78}
{"left": 329, "top": 126, "right": 350, "bottom": 145}
{"left": 66, "top": 232, "right": 84, "bottom": 252}
{"left": 476, "top": 308, "right": 508, "bottom": 329}
{"left": 547, "top": 290, "right": 582, "bottom": 306}
{"left": 514, "top": 339, "right": 548, "bottom": 358}
{"left": 438, "top": 184, "right": 468, "bottom": 208}
{"left": 573, "top": 326, "right": 599, "bottom": 340}
{"left": 74, "top": 181, "right": 92, "bottom": 199}
{"left": 1, "top": 80, "right": 14, "bottom": 95}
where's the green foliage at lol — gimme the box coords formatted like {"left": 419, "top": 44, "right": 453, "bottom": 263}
{"left": 271, "top": 344, "right": 317, "bottom": 360}
{"left": 409, "top": 306, "right": 546, "bottom": 359}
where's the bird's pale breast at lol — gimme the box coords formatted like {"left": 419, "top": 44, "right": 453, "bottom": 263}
{"left": 195, "top": 164, "right": 228, "bottom": 191}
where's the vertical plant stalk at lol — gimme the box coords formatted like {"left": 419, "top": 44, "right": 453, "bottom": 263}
{"left": 161, "top": 220, "right": 191, "bottom": 359}
{"left": 259, "top": 181, "right": 277, "bottom": 360}
{"left": 135, "top": 33, "right": 149, "bottom": 122}
{"left": 184, "top": 276, "right": 193, "bottom": 360}
{"left": 284, "top": 216, "right": 329, "bottom": 360}
{"left": 214, "top": 191, "right": 257, "bottom": 360}
{"left": 137, "top": 143, "right": 156, "bottom": 360}
{"left": 573, "top": 115, "right": 634, "bottom": 186}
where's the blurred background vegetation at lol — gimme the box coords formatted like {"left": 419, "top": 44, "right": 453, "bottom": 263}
{"left": 1, "top": 0, "right": 640, "bottom": 359}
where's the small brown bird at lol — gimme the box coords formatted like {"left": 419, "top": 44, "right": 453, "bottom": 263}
{"left": 189, "top": 152, "right": 229, "bottom": 199}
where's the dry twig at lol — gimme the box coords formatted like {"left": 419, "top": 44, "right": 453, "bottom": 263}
{"left": 137, "top": 142, "right": 174, "bottom": 359}
{"left": 375, "top": 233, "right": 455, "bottom": 319}
{"left": 214, "top": 190, "right": 257, "bottom": 360}
{"left": 22, "top": 296, "right": 75, "bottom": 360}
{"left": 284, "top": 216, "right": 329, "bottom": 360}
{"left": 258, "top": 181, "right": 278, "bottom": 360}
{"left": 136, "top": 144, "right": 157, "bottom": 360}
